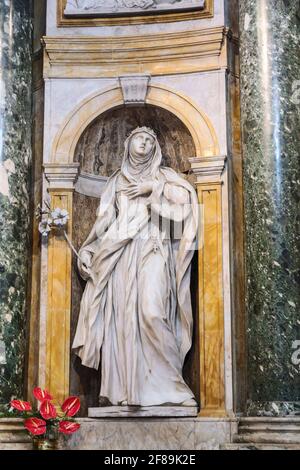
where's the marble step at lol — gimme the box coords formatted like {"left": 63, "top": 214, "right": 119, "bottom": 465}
{"left": 222, "top": 418, "right": 300, "bottom": 448}
{"left": 239, "top": 418, "right": 300, "bottom": 430}
{"left": 233, "top": 432, "right": 300, "bottom": 444}
{"left": 0, "top": 419, "right": 31, "bottom": 449}
{"left": 239, "top": 424, "right": 300, "bottom": 433}
{"left": 231, "top": 418, "right": 300, "bottom": 445}
{"left": 221, "top": 443, "right": 300, "bottom": 451}
{"left": 0, "top": 443, "right": 32, "bottom": 450}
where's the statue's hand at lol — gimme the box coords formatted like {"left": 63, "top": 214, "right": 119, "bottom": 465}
{"left": 78, "top": 251, "right": 92, "bottom": 279}
{"left": 124, "top": 181, "right": 153, "bottom": 199}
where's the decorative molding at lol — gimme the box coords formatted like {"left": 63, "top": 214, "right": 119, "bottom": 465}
{"left": 119, "top": 74, "right": 150, "bottom": 105}
{"left": 189, "top": 155, "right": 226, "bottom": 181}
{"left": 57, "top": 0, "right": 213, "bottom": 27}
{"left": 44, "top": 163, "right": 80, "bottom": 189}
{"left": 50, "top": 84, "right": 219, "bottom": 163}
{"left": 42, "top": 26, "right": 227, "bottom": 78}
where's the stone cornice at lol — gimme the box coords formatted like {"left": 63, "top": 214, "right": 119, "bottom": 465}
{"left": 42, "top": 26, "right": 227, "bottom": 79}
{"left": 189, "top": 155, "right": 227, "bottom": 182}
{"left": 44, "top": 163, "right": 80, "bottom": 189}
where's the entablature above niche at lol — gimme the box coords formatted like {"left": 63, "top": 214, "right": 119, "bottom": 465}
{"left": 42, "top": 26, "right": 227, "bottom": 79}
{"left": 57, "top": 0, "right": 213, "bottom": 27}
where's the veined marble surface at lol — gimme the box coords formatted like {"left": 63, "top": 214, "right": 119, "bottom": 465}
{"left": 60, "top": 417, "right": 235, "bottom": 450}
{"left": 0, "top": 0, "right": 32, "bottom": 402}
{"left": 239, "top": 0, "right": 300, "bottom": 409}
{"left": 74, "top": 105, "right": 196, "bottom": 176}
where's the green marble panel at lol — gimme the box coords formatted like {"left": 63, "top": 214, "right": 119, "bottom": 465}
{"left": 0, "top": 0, "right": 32, "bottom": 403}
{"left": 239, "top": 0, "right": 300, "bottom": 412}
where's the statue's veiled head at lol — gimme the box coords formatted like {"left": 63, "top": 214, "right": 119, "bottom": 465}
{"left": 122, "top": 127, "right": 161, "bottom": 181}
{"left": 129, "top": 131, "right": 155, "bottom": 158}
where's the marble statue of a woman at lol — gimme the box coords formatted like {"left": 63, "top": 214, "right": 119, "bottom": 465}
{"left": 72, "top": 127, "right": 198, "bottom": 407}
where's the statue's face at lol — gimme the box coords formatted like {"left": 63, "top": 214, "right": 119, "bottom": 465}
{"left": 130, "top": 132, "right": 155, "bottom": 157}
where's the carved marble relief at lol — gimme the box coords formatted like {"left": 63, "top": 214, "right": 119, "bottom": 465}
{"left": 64, "top": 0, "right": 205, "bottom": 16}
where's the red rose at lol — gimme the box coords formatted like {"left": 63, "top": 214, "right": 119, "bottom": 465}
{"left": 61, "top": 396, "right": 80, "bottom": 417}
{"left": 40, "top": 400, "right": 57, "bottom": 420}
{"left": 24, "top": 418, "right": 47, "bottom": 436}
{"left": 59, "top": 421, "right": 80, "bottom": 435}
{"left": 10, "top": 400, "right": 32, "bottom": 412}
{"left": 33, "top": 387, "right": 53, "bottom": 402}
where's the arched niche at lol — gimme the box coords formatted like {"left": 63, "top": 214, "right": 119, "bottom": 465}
{"left": 74, "top": 105, "right": 196, "bottom": 176}
{"left": 70, "top": 105, "right": 200, "bottom": 414}
{"left": 51, "top": 83, "right": 220, "bottom": 164}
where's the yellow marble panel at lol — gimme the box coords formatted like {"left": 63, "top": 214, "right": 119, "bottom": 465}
{"left": 197, "top": 183, "right": 225, "bottom": 416}
{"left": 46, "top": 190, "right": 73, "bottom": 402}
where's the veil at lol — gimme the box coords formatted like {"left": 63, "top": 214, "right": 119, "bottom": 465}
{"left": 121, "top": 127, "right": 162, "bottom": 182}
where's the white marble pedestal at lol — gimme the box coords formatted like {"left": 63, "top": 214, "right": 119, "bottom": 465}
{"left": 88, "top": 406, "right": 198, "bottom": 418}
{"left": 60, "top": 417, "right": 237, "bottom": 450}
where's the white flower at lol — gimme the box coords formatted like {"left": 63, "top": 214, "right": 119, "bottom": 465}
{"left": 39, "top": 219, "right": 52, "bottom": 237}
{"left": 51, "top": 208, "right": 69, "bottom": 227}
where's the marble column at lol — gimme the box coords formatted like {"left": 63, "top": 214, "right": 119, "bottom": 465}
{"left": 0, "top": 1, "right": 32, "bottom": 403}
{"left": 239, "top": 0, "right": 300, "bottom": 414}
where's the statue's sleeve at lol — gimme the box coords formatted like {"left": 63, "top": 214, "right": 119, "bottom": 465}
{"left": 163, "top": 182, "right": 190, "bottom": 205}
{"left": 148, "top": 173, "right": 192, "bottom": 223}
{"left": 77, "top": 174, "right": 118, "bottom": 275}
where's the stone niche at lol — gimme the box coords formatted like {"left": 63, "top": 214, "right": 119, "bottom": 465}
{"left": 70, "top": 104, "right": 199, "bottom": 415}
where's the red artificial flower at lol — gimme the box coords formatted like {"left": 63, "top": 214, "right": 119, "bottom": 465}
{"left": 33, "top": 387, "right": 53, "bottom": 402}
{"left": 10, "top": 400, "right": 32, "bottom": 412}
{"left": 62, "top": 396, "right": 80, "bottom": 417}
{"left": 40, "top": 400, "right": 57, "bottom": 420}
{"left": 59, "top": 421, "right": 80, "bottom": 435}
{"left": 24, "top": 418, "right": 47, "bottom": 436}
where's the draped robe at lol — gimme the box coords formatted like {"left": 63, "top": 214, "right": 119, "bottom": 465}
{"left": 72, "top": 134, "right": 198, "bottom": 406}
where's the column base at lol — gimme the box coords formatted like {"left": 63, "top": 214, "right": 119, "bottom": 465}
{"left": 199, "top": 408, "right": 229, "bottom": 418}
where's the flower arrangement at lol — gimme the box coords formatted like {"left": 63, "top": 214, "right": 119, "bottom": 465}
{"left": 10, "top": 388, "right": 81, "bottom": 449}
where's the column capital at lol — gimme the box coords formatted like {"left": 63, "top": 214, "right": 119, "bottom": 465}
{"left": 189, "top": 156, "right": 227, "bottom": 183}
{"left": 43, "top": 163, "right": 80, "bottom": 190}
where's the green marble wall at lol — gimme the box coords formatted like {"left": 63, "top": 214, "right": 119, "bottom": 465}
{"left": 239, "top": 0, "right": 300, "bottom": 414}
{"left": 0, "top": 0, "right": 32, "bottom": 403}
